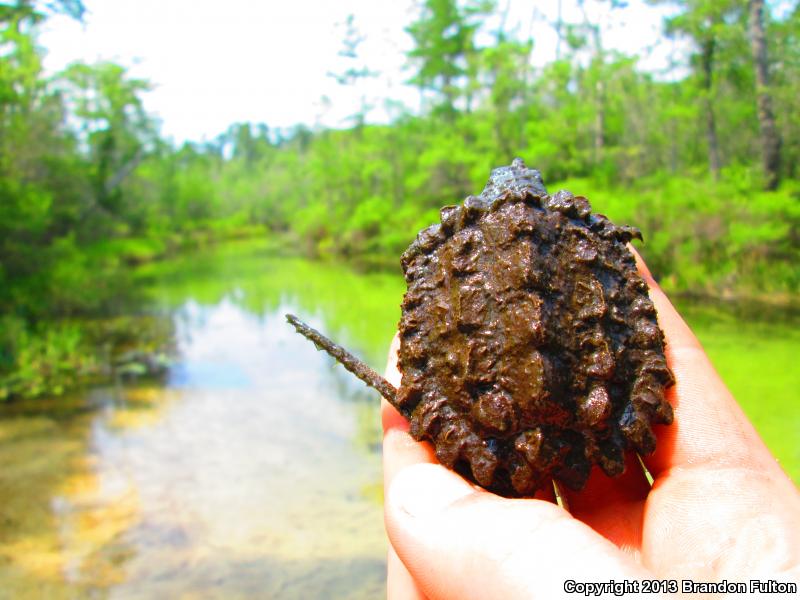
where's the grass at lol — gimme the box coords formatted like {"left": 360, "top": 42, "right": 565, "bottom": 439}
{"left": 678, "top": 300, "right": 800, "bottom": 482}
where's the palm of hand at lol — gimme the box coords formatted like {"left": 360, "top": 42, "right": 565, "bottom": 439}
{"left": 381, "top": 258, "right": 800, "bottom": 600}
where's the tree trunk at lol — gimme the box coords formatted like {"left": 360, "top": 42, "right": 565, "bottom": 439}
{"left": 748, "top": 0, "right": 782, "bottom": 190}
{"left": 594, "top": 78, "right": 605, "bottom": 166}
{"left": 700, "top": 36, "right": 721, "bottom": 180}
{"left": 441, "top": 74, "right": 456, "bottom": 121}
{"left": 105, "top": 147, "right": 143, "bottom": 195}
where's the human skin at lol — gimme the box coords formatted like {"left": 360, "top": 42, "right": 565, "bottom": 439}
{"left": 381, "top": 252, "right": 800, "bottom": 599}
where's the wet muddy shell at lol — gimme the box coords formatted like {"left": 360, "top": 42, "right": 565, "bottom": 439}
{"left": 395, "top": 159, "right": 674, "bottom": 497}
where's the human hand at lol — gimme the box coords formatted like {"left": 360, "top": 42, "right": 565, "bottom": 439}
{"left": 381, "top": 253, "right": 800, "bottom": 599}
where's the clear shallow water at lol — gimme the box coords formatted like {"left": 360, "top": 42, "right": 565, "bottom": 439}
{"left": 0, "top": 240, "right": 403, "bottom": 599}
{"left": 1, "top": 239, "right": 797, "bottom": 598}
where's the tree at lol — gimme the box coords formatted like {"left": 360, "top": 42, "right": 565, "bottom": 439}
{"left": 576, "top": 1, "right": 614, "bottom": 166}
{"left": 650, "top": 0, "right": 741, "bottom": 179}
{"left": 481, "top": 39, "right": 532, "bottom": 159}
{"left": 0, "top": 1, "right": 86, "bottom": 314}
{"left": 406, "top": 0, "right": 494, "bottom": 118}
{"left": 59, "top": 62, "right": 155, "bottom": 222}
{"left": 221, "top": 122, "right": 272, "bottom": 165}
{"left": 769, "top": 3, "right": 799, "bottom": 179}
{"left": 327, "top": 14, "right": 378, "bottom": 128}
{"left": 0, "top": 0, "right": 85, "bottom": 26}
{"left": 748, "top": 0, "right": 781, "bottom": 189}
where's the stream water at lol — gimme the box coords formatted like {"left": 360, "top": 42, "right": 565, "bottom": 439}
{"left": 1, "top": 238, "right": 797, "bottom": 598}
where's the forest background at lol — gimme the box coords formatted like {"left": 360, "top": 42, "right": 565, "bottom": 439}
{"left": 1, "top": 0, "right": 799, "bottom": 399}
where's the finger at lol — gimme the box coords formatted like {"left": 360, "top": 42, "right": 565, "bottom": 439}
{"left": 382, "top": 334, "right": 442, "bottom": 599}
{"left": 388, "top": 546, "right": 428, "bottom": 600}
{"left": 386, "top": 463, "right": 648, "bottom": 600}
{"left": 630, "top": 247, "right": 705, "bottom": 353}
{"left": 630, "top": 248, "right": 781, "bottom": 478}
{"left": 633, "top": 255, "right": 800, "bottom": 577}
{"left": 385, "top": 333, "right": 402, "bottom": 388}
{"left": 383, "top": 427, "right": 437, "bottom": 490}
{"left": 383, "top": 332, "right": 438, "bottom": 492}
{"left": 382, "top": 333, "right": 407, "bottom": 432}
{"left": 383, "top": 397, "right": 410, "bottom": 433}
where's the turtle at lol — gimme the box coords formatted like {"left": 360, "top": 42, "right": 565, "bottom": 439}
{"left": 287, "top": 158, "right": 674, "bottom": 497}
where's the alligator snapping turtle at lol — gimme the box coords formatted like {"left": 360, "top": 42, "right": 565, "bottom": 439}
{"left": 287, "top": 158, "right": 674, "bottom": 497}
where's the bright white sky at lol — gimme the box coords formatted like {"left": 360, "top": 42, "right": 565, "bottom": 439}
{"left": 39, "top": 0, "right": 684, "bottom": 145}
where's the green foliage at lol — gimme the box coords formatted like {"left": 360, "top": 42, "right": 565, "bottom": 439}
{"left": 0, "top": 312, "right": 174, "bottom": 401}
{"left": 406, "top": 0, "right": 495, "bottom": 115}
{"left": 1, "top": 0, "right": 799, "bottom": 400}
{"left": 0, "top": 315, "right": 95, "bottom": 400}
{"left": 555, "top": 172, "right": 800, "bottom": 294}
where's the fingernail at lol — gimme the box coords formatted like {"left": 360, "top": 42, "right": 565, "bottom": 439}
{"left": 390, "top": 463, "right": 475, "bottom": 518}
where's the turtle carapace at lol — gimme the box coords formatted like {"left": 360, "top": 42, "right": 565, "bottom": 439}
{"left": 288, "top": 158, "right": 674, "bottom": 497}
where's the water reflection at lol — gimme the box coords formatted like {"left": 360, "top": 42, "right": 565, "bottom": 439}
{"left": 1, "top": 241, "right": 405, "bottom": 598}
{"left": 106, "top": 301, "right": 389, "bottom": 597}
{"left": 0, "top": 388, "right": 137, "bottom": 599}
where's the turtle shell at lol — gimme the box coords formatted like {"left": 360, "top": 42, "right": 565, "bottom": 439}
{"left": 395, "top": 159, "right": 674, "bottom": 497}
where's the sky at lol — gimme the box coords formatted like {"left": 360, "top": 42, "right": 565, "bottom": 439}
{"left": 38, "top": 0, "right": 685, "bottom": 145}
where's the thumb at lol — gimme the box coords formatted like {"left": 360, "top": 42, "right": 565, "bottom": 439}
{"left": 385, "top": 463, "right": 648, "bottom": 600}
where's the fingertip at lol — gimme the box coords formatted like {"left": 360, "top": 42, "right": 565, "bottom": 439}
{"left": 387, "top": 463, "right": 478, "bottom": 520}
{"left": 383, "top": 428, "right": 437, "bottom": 492}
